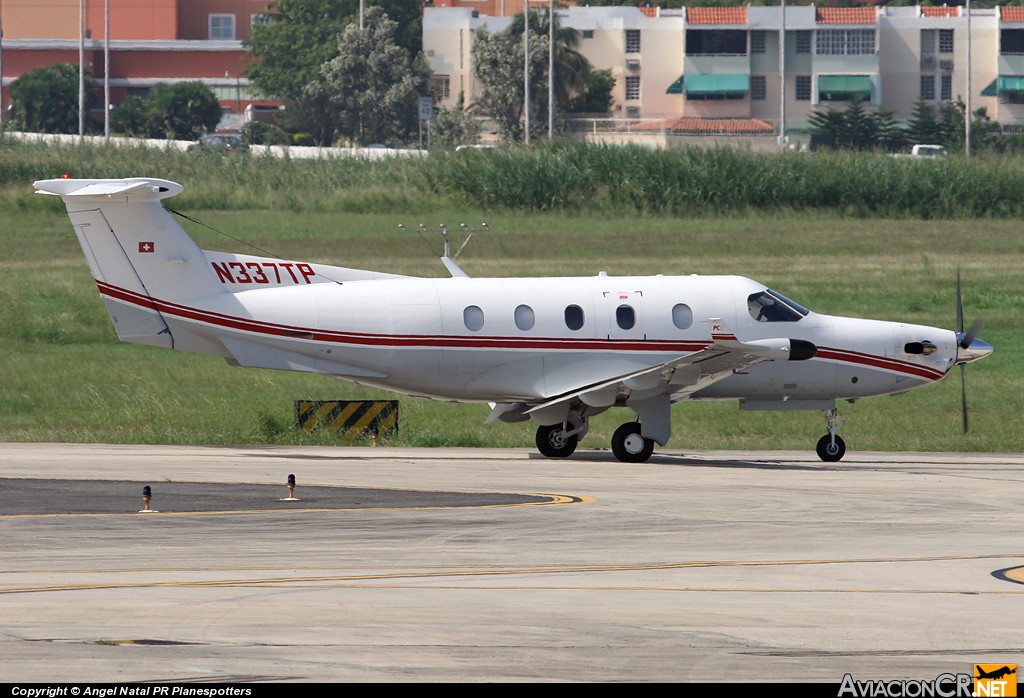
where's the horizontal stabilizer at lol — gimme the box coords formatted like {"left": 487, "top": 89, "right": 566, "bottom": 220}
{"left": 34, "top": 178, "right": 183, "bottom": 201}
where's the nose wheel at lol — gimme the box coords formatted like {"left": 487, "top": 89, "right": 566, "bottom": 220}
{"left": 816, "top": 433, "right": 846, "bottom": 462}
{"left": 816, "top": 408, "right": 846, "bottom": 462}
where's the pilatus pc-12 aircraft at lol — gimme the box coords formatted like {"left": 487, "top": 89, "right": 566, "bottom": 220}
{"left": 35, "top": 177, "right": 993, "bottom": 463}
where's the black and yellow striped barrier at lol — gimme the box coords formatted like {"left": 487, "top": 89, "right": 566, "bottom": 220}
{"left": 295, "top": 400, "right": 398, "bottom": 441}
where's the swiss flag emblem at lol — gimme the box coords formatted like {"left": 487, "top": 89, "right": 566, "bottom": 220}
{"left": 138, "top": 242, "right": 155, "bottom": 253}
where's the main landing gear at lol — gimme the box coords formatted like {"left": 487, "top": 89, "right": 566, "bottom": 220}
{"left": 611, "top": 421, "right": 655, "bottom": 463}
{"left": 535, "top": 418, "right": 656, "bottom": 463}
{"left": 535, "top": 422, "right": 578, "bottom": 458}
{"left": 815, "top": 407, "right": 846, "bottom": 462}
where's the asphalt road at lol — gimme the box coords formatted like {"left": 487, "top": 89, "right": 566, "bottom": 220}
{"left": 1, "top": 443, "right": 1022, "bottom": 683}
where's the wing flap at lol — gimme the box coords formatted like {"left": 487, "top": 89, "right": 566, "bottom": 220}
{"left": 526, "top": 318, "right": 816, "bottom": 414}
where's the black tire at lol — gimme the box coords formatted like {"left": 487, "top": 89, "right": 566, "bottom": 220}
{"left": 611, "top": 421, "right": 655, "bottom": 463}
{"left": 536, "top": 423, "right": 578, "bottom": 458}
{"left": 816, "top": 434, "right": 846, "bottom": 462}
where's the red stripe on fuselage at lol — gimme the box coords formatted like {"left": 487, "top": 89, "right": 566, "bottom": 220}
{"left": 95, "top": 281, "right": 947, "bottom": 382}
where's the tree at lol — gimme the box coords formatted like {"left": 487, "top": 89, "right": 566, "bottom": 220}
{"left": 906, "top": 99, "right": 943, "bottom": 145}
{"left": 569, "top": 69, "right": 615, "bottom": 114}
{"left": 307, "top": 7, "right": 430, "bottom": 146}
{"left": 808, "top": 99, "right": 904, "bottom": 152}
{"left": 9, "top": 63, "right": 96, "bottom": 134}
{"left": 429, "top": 92, "right": 482, "bottom": 149}
{"left": 112, "top": 95, "right": 148, "bottom": 137}
{"left": 472, "top": 10, "right": 595, "bottom": 142}
{"left": 143, "top": 82, "right": 223, "bottom": 139}
{"left": 244, "top": 0, "right": 424, "bottom": 143}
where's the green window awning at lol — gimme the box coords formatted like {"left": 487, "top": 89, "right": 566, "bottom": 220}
{"left": 667, "top": 75, "right": 685, "bottom": 95}
{"left": 683, "top": 73, "right": 750, "bottom": 96}
{"left": 981, "top": 76, "right": 1024, "bottom": 96}
{"left": 817, "top": 75, "right": 872, "bottom": 99}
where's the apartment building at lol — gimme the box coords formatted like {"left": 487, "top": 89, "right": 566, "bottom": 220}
{"left": 424, "top": 4, "right": 1024, "bottom": 136}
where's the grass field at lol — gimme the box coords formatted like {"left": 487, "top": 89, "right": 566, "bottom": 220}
{"left": 1, "top": 138, "right": 1021, "bottom": 454}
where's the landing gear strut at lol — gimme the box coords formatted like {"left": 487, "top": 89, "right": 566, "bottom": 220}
{"left": 816, "top": 408, "right": 846, "bottom": 462}
{"left": 611, "top": 421, "right": 655, "bottom": 463}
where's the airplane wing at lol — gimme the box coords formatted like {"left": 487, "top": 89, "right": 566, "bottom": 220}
{"left": 524, "top": 318, "right": 817, "bottom": 416}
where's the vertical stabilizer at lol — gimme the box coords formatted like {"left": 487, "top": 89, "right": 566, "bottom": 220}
{"left": 34, "top": 177, "right": 225, "bottom": 348}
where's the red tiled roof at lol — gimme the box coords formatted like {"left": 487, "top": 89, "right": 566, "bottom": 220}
{"left": 639, "top": 6, "right": 658, "bottom": 18}
{"left": 686, "top": 7, "right": 748, "bottom": 25}
{"left": 922, "top": 6, "right": 960, "bottom": 18}
{"left": 815, "top": 7, "right": 877, "bottom": 25}
{"left": 1002, "top": 6, "right": 1024, "bottom": 23}
{"left": 663, "top": 117, "right": 774, "bottom": 134}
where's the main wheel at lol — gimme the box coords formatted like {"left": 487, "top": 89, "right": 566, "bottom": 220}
{"left": 611, "top": 421, "right": 655, "bottom": 463}
{"left": 816, "top": 434, "right": 846, "bottom": 462}
{"left": 536, "top": 423, "right": 578, "bottom": 458}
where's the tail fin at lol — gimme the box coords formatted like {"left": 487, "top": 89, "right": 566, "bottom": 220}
{"left": 35, "top": 177, "right": 225, "bottom": 349}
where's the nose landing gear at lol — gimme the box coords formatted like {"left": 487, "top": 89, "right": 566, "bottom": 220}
{"left": 816, "top": 408, "right": 846, "bottom": 462}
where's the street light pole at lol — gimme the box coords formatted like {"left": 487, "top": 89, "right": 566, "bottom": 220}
{"left": 1, "top": 0, "right": 5, "bottom": 131}
{"left": 79, "top": 0, "right": 85, "bottom": 137}
{"left": 965, "top": 0, "right": 972, "bottom": 157}
{"left": 523, "top": 4, "right": 530, "bottom": 145}
{"left": 548, "top": 0, "right": 554, "bottom": 140}
{"left": 104, "top": 0, "right": 110, "bottom": 138}
{"left": 779, "top": 0, "right": 786, "bottom": 150}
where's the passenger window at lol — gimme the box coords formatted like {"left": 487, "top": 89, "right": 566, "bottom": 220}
{"left": 514, "top": 304, "right": 535, "bottom": 331}
{"left": 463, "top": 305, "right": 484, "bottom": 331}
{"left": 616, "top": 305, "right": 635, "bottom": 330}
{"left": 564, "top": 304, "right": 585, "bottom": 331}
{"left": 671, "top": 303, "right": 693, "bottom": 330}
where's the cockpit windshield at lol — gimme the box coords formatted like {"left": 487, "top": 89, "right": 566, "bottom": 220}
{"left": 747, "top": 289, "right": 810, "bottom": 323}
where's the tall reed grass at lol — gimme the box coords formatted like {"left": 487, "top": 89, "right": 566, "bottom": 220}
{"left": 4, "top": 136, "right": 1024, "bottom": 218}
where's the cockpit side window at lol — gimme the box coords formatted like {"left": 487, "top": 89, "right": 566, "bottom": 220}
{"left": 747, "top": 289, "right": 809, "bottom": 323}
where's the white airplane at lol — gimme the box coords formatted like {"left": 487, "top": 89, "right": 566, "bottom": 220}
{"left": 35, "top": 176, "right": 993, "bottom": 463}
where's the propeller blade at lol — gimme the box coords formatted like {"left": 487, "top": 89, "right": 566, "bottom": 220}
{"left": 955, "top": 269, "right": 964, "bottom": 335}
{"left": 960, "top": 363, "right": 969, "bottom": 434}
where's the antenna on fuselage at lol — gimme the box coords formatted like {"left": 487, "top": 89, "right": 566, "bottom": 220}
{"left": 398, "top": 222, "right": 489, "bottom": 278}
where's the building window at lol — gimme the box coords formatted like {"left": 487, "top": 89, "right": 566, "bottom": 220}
{"left": 430, "top": 74, "right": 450, "bottom": 100}
{"left": 625, "top": 75, "right": 641, "bottom": 101}
{"left": 514, "top": 305, "right": 535, "bottom": 332}
{"left": 816, "top": 29, "right": 875, "bottom": 56}
{"left": 686, "top": 29, "right": 747, "bottom": 56}
{"left": 920, "top": 74, "right": 936, "bottom": 101}
{"left": 564, "top": 305, "right": 585, "bottom": 331}
{"left": 582, "top": 29, "right": 594, "bottom": 39}
{"left": 750, "top": 30, "right": 766, "bottom": 54}
{"left": 921, "top": 29, "right": 936, "bottom": 55}
{"left": 939, "top": 29, "right": 954, "bottom": 54}
{"left": 209, "top": 14, "right": 236, "bottom": 40}
{"left": 1002, "top": 29, "right": 1024, "bottom": 54}
{"left": 671, "top": 304, "right": 692, "bottom": 330}
{"left": 795, "top": 75, "right": 811, "bottom": 101}
{"left": 463, "top": 305, "right": 484, "bottom": 332}
{"left": 941, "top": 73, "right": 952, "bottom": 101}
{"left": 751, "top": 75, "right": 767, "bottom": 100}
{"left": 251, "top": 13, "right": 272, "bottom": 28}
{"left": 625, "top": 29, "right": 641, "bottom": 54}
{"left": 795, "top": 30, "right": 811, "bottom": 54}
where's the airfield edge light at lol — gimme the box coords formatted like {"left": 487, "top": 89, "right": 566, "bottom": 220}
{"left": 138, "top": 485, "right": 159, "bottom": 514}
{"left": 280, "top": 474, "right": 299, "bottom": 502}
